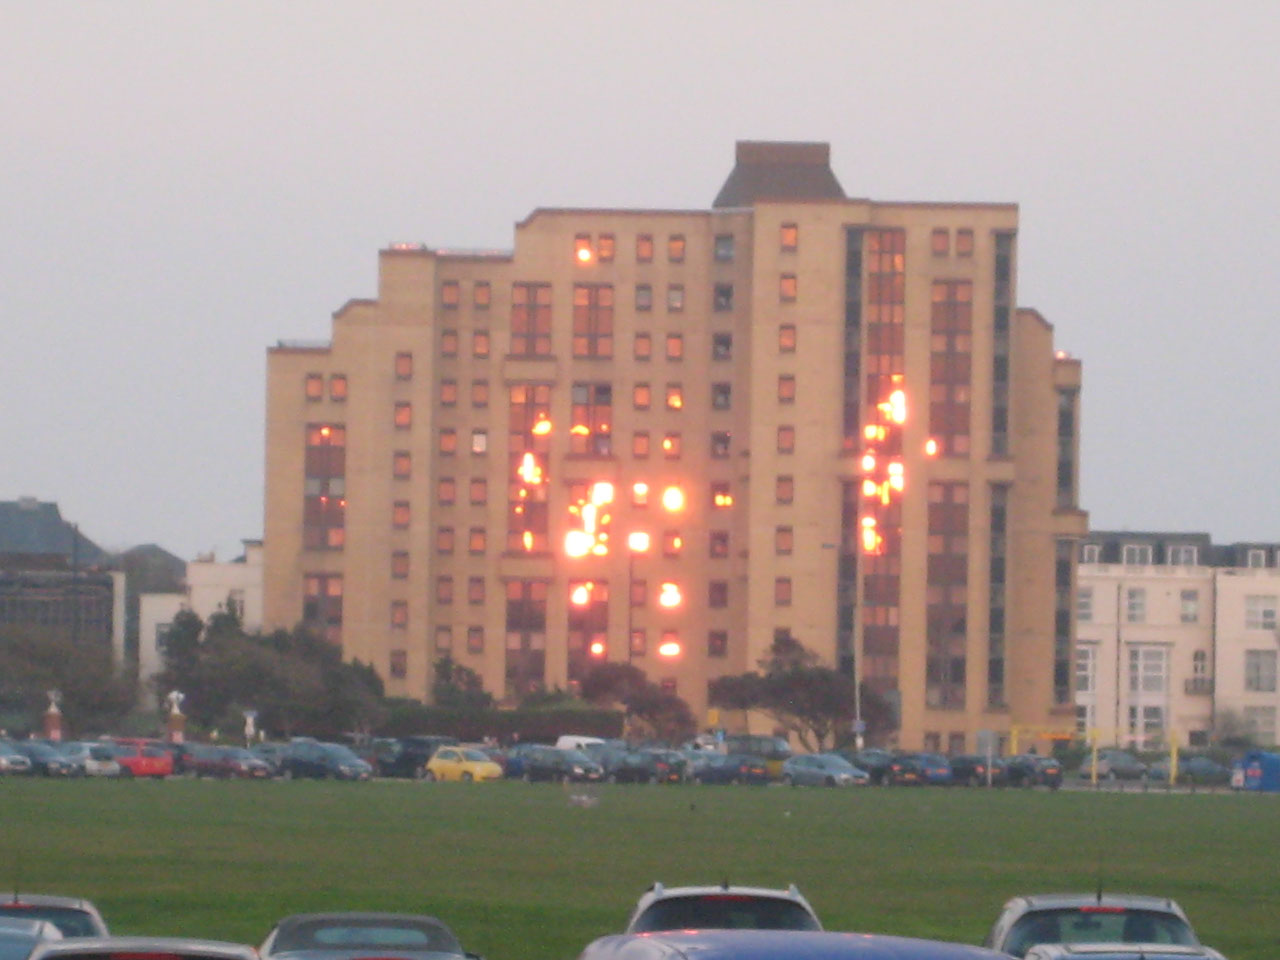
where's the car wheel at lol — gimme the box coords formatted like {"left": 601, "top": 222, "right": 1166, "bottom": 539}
{"left": 648, "top": 773, "right": 658, "bottom": 784}
{"left": 731, "top": 776, "right": 742, "bottom": 785}
{"left": 607, "top": 773, "right": 618, "bottom": 784}
{"left": 414, "top": 765, "right": 428, "bottom": 780}
{"left": 1107, "top": 770, "right": 1117, "bottom": 782}
{"left": 282, "top": 768, "right": 294, "bottom": 781}
{"left": 120, "top": 767, "right": 134, "bottom": 779}
{"left": 461, "top": 772, "right": 473, "bottom": 782}
{"left": 969, "top": 774, "right": 981, "bottom": 787}
{"left": 522, "top": 771, "right": 532, "bottom": 783}
{"left": 424, "top": 770, "right": 437, "bottom": 782}
{"left": 825, "top": 776, "right": 838, "bottom": 788}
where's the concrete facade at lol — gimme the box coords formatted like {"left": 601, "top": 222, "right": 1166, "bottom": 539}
{"left": 263, "top": 141, "right": 1085, "bottom": 750}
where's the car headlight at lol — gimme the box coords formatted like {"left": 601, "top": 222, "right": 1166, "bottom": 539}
{"left": 572, "top": 765, "right": 584, "bottom": 774}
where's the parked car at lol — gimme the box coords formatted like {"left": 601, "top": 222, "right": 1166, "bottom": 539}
{"left": 884, "top": 754, "right": 926, "bottom": 785}
{"left": 1025, "top": 946, "right": 1223, "bottom": 960}
{"left": 0, "top": 741, "right": 34, "bottom": 776}
{"left": 260, "top": 912, "right": 470, "bottom": 960}
{"left": 54, "top": 742, "right": 120, "bottom": 777}
{"left": 912, "top": 753, "right": 954, "bottom": 785}
{"left": 984, "top": 894, "right": 1212, "bottom": 959}
{"left": 371, "top": 736, "right": 458, "bottom": 779}
{"left": 606, "top": 749, "right": 683, "bottom": 784}
{"left": 158, "top": 741, "right": 200, "bottom": 776}
{"left": 1005, "top": 755, "right": 1063, "bottom": 789}
{"left": 781, "top": 753, "right": 869, "bottom": 787}
{"left": 581, "top": 931, "right": 1005, "bottom": 960}
{"left": 721, "top": 735, "right": 791, "bottom": 779}
{"left": 949, "top": 754, "right": 1008, "bottom": 787}
{"left": 522, "top": 746, "right": 603, "bottom": 783}
{"left": 0, "top": 918, "right": 61, "bottom": 960}
{"left": 691, "top": 754, "right": 769, "bottom": 786}
{"left": 836, "top": 748, "right": 894, "bottom": 785}
{"left": 1148, "top": 756, "right": 1231, "bottom": 786}
{"left": 108, "top": 741, "right": 174, "bottom": 779}
{"left": 279, "top": 741, "right": 372, "bottom": 781}
{"left": 252, "top": 742, "right": 289, "bottom": 775}
{"left": 11, "top": 743, "right": 76, "bottom": 778}
{"left": 29, "top": 939, "right": 257, "bottom": 960}
{"left": 424, "top": 746, "right": 504, "bottom": 782}
{"left": 625, "top": 884, "right": 822, "bottom": 933}
{"left": 1078, "top": 749, "right": 1148, "bottom": 781}
{"left": 191, "top": 745, "right": 272, "bottom": 779}
{"left": 0, "top": 894, "right": 108, "bottom": 937}
{"left": 499, "top": 742, "right": 546, "bottom": 779}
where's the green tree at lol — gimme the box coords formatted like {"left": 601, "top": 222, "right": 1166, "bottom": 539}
{"left": 432, "top": 655, "right": 494, "bottom": 711}
{"left": 0, "top": 627, "right": 137, "bottom": 734}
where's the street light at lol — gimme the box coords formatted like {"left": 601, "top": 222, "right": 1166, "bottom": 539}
{"left": 626, "top": 531, "right": 650, "bottom": 663}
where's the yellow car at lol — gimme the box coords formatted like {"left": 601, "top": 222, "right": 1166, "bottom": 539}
{"left": 424, "top": 746, "right": 504, "bottom": 782}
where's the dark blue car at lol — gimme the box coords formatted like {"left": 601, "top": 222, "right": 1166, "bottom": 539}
{"left": 578, "top": 929, "right": 1008, "bottom": 960}
{"left": 692, "top": 753, "right": 770, "bottom": 785}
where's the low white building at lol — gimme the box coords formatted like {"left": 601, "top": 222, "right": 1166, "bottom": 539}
{"left": 138, "top": 540, "right": 264, "bottom": 694}
{"left": 1076, "top": 532, "right": 1279, "bottom": 749}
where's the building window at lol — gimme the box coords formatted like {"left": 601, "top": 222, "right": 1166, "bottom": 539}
{"left": 666, "top": 285, "right": 684, "bottom": 312}
{"left": 668, "top": 234, "right": 685, "bottom": 262}
{"left": 1245, "top": 706, "right": 1277, "bottom": 746}
{"left": 441, "top": 281, "right": 460, "bottom": 307}
{"left": 435, "top": 626, "right": 453, "bottom": 651}
{"left": 931, "top": 228, "right": 950, "bottom": 256}
{"left": 392, "top": 450, "right": 411, "bottom": 479}
{"left": 714, "top": 283, "right": 733, "bottom": 311}
{"left": 779, "top": 274, "right": 797, "bottom": 302}
{"left": 329, "top": 375, "right": 347, "bottom": 401}
{"left": 303, "top": 423, "right": 346, "bottom": 550}
{"left": 1245, "top": 650, "right": 1277, "bottom": 692}
{"left": 708, "top": 631, "right": 728, "bottom": 658}
{"left": 574, "top": 234, "right": 592, "bottom": 262}
{"left": 709, "top": 531, "right": 729, "bottom": 558}
{"left": 468, "top": 577, "right": 486, "bottom": 605}
{"left": 473, "top": 281, "right": 491, "bottom": 308}
{"left": 666, "top": 333, "right": 684, "bottom": 359}
{"left": 780, "top": 223, "right": 798, "bottom": 252}
{"left": 635, "top": 284, "right": 653, "bottom": 311}
{"left": 633, "top": 382, "right": 651, "bottom": 410}
{"left": 630, "top": 629, "right": 647, "bottom": 658}
{"left": 305, "top": 373, "right": 324, "bottom": 400}
{"left": 776, "top": 526, "right": 793, "bottom": 555}
{"left": 1126, "top": 587, "right": 1146, "bottom": 623}
{"left": 663, "top": 530, "right": 683, "bottom": 556}
{"left": 440, "top": 379, "right": 457, "bottom": 406}
{"left": 1077, "top": 586, "right": 1093, "bottom": 622}
{"left": 665, "top": 383, "right": 683, "bottom": 410}
{"left": 472, "top": 331, "right": 490, "bottom": 359}
{"left": 710, "top": 431, "right": 730, "bottom": 459}
{"left": 439, "top": 429, "right": 457, "bottom": 454}
{"left": 1122, "top": 543, "right": 1153, "bottom": 566}
{"left": 1192, "top": 649, "right": 1208, "bottom": 679}
{"left": 391, "top": 551, "right": 410, "bottom": 579}
{"left": 714, "top": 234, "right": 735, "bottom": 261}
{"left": 471, "top": 379, "right": 489, "bottom": 408}
{"left": 1081, "top": 543, "right": 1101, "bottom": 563}
{"left": 572, "top": 284, "right": 614, "bottom": 358}
{"left": 709, "top": 580, "right": 729, "bottom": 608}
{"left": 598, "top": 234, "right": 615, "bottom": 263}
{"left": 636, "top": 234, "right": 653, "bottom": 262}
{"left": 712, "top": 332, "right": 732, "bottom": 361}
{"left": 1181, "top": 589, "right": 1200, "bottom": 624}
{"left": 437, "top": 527, "right": 455, "bottom": 554}
{"left": 1076, "top": 644, "right": 1095, "bottom": 694}
{"left": 929, "top": 279, "right": 973, "bottom": 457}
{"left": 631, "top": 483, "right": 649, "bottom": 507}
{"left": 955, "top": 229, "right": 975, "bottom": 257}
{"left": 776, "top": 475, "right": 794, "bottom": 504}
{"left": 467, "top": 626, "right": 485, "bottom": 654}
{"left": 777, "top": 425, "right": 795, "bottom": 453}
{"left": 469, "top": 527, "right": 487, "bottom": 554}
{"left": 390, "top": 600, "right": 408, "bottom": 629}
{"left": 779, "top": 324, "right": 796, "bottom": 353}
{"left": 392, "top": 501, "right": 410, "bottom": 529}
{"left": 662, "top": 432, "right": 681, "bottom": 459}
{"left": 1247, "top": 548, "right": 1267, "bottom": 568}
{"left": 711, "top": 382, "right": 731, "bottom": 410}
{"left": 634, "top": 332, "right": 652, "bottom": 360}
{"left": 778, "top": 375, "right": 796, "bottom": 403}
{"left": 302, "top": 573, "right": 343, "bottom": 643}
{"left": 390, "top": 649, "right": 408, "bottom": 679}
{"left": 775, "top": 577, "right": 793, "bottom": 606}
{"left": 469, "top": 478, "right": 487, "bottom": 505}
{"left": 437, "top": 477, "right": 456, "bottom": 505}
{"left": 436, "top": 575, "right": 454, "bottom": 603}
{"left": 441, "top": 329, "right": 458, "bottom": 357}
{"left": 1245, "top": 594, "right": 1278, "bottom": 630}
{"left": 710, "top": 482, "right": 732, "bottom": 508}
{"left": 632, "top": 431, "right": 650, "bottom": 458}
{"left": 394, "top": 402, "right": 412, "bottom": 429}
{"left": 471, "top": 429, "right": 488, "bottom": 455}
{"left": 394, "top": 351, "right": 413, "bottom": 380}
{"left": 570, "top": 383, "right": 613, "bottom": 455}
{"left": 511, "top": 283, "right": 552, "bottom": 357}
{"left": 1168, "top": 544, "right": 1199, "bottom": 566}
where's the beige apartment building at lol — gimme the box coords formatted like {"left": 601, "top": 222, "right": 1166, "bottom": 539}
{"left": 1077, "top": 532, "right": 1280, "bottom": 749}
{"left": 263, "top": 141, "right": 1086, "bottom": 750}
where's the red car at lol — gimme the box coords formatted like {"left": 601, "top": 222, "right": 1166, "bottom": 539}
{"left": 109, "top": 739, "right": 174, "bottom": 779}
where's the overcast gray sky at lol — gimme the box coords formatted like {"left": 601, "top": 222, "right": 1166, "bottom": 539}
{"left": 2, "top": 1, "right": 1277, "bottom": 560}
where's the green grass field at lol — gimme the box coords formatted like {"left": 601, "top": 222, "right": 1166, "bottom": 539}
{"left": 1, "top": 780, "right": 1275, "bottom": 960}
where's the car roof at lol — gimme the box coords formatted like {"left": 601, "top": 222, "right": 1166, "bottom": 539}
{"left": 628, "top": 883, "right": 819, "bottom": 930}
{"left": 29, "top": 938, "right": 257, "bottom": 960}
{"left": 583, "top": 931, "right": 1005, "bottom": 960}
{"left": 1027, "top": 946, "right": 1211, "bottom": 959}
{"left": 1002, "top": 895, "right": 1187, "bottom": 917}
{"left": 273, "top": 913, "right": 455, "bottom": 930}
{"left": 0, "top": 918, "right": 62, "bottom": 938}
{"left": 0, "top": 896, "right": 97, "bottom": 912}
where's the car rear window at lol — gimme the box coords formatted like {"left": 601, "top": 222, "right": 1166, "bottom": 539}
{"left": 631, "top": 895, "right": 819, "bottom": 932}
{"left": 1006, "top": 909, "right": 1197, "bottom": 957}
{"left": 277, "top": 921, "right": 461, "bottom": 954}
{"left": 0, "top": 906, "right": 99, "bottom": 937}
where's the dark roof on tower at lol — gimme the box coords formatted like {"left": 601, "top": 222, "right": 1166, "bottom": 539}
{"left": 0, "top": 498, "right": 110, "bottom": 568}
{"left": 712, "top": 141, "right": 847, "bottom": 208}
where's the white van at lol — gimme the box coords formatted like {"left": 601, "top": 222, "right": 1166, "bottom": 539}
{"left": 555, "top": 735, "right": 605, "bottom": 751}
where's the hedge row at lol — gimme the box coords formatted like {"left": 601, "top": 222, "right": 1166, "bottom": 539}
{"left": 378, "top": 700, "right": 624, "bottom": 743}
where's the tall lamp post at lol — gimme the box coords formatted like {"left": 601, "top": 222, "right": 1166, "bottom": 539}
{"left": 626, "top": 531, "right": 651, "bottom": 664}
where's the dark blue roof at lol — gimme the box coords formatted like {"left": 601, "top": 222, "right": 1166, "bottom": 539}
{"left": 0, "top": 499, "right": 109, "bottom": 566}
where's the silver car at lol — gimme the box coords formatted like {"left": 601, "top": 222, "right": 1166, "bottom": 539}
{"left": 1025, "top": 946, "right": 1221, "bottom": 960}
{"left": 984, "top": 894, "right": 1220, "bottom": 959}
{"left": 29, "top": 939, "right": 257, "bottom": 960}
{"left": 625, "top": 883, "right": 821, "bottom": 933}
{"left": 781, "top": 753, "right": 870, "bottom": 787}
{"left": 0, "top": 896, "right": 108, "bottom": 939}
{"left": 0, "top": 919, "right": 61, "bottom": 960}
{"left": 0, "top": 742, "right": 33, "bottom": 776}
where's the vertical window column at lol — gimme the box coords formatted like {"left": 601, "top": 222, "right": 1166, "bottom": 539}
{"left": 987, "top": 485, "right": 1009, "bottom": 707}
{"left": 991, "top": 232, "right": 1015, "bottom": 456}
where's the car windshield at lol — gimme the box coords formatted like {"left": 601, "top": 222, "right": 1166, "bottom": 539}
{"left": 1006, "top": 909, "right": 1198, "bottom": 957}
{"left": 0, "top": 905, "right": 98, "bottom": 937}
{"left": 321, "top": 745, "right": 362, "bottom": 763}
{"left": 276, "top": 919, "right": 462, "bottom": 954}
{"left": 632, "top": 895, "right": 819, "bottom": 932}
{"left": 562, "top": 750, "right": 591, "bottom": 764}
{"left": 461, "top": 750, "right": 490, "bottom": 762}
